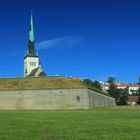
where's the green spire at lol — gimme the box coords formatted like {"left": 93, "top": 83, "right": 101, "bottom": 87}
{"left": 29, "top": 13, "right": 34, "bottom": 42}
{"left": 24, "top": 12, "right": 38, "bottom": 58}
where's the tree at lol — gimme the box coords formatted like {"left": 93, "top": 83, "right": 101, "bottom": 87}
{"left": 92, "top": 80, "right": 102, "bottom": 91}
{"left": 108, "top": 83, "right": 119, "bottom": 102}
{"left": 117, "top": 87, "right": 129, "bottom": 105}
{"left": 83, "top": 79, "right": 93, "bottom": 85}
{"left": 107, "top": 76, "right": 122, "bottom": 102}
{"left": 83, "top": 79, "right": 103, "bottom": 93}
{"left": 137, "top": 87, "right": 140, "bottom": 104}
{"left": 138, "top": 87, "right": 140, "bottom": 96}
{"left": 107, "top": 76, "right": 116, "bottom": 84}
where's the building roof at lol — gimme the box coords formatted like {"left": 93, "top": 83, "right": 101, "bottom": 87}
{"left": 104, "top": 83, "right": 140, "bottom": 87}
{"left": 28, "top": 67, "right": 46, "bottom": 77}
{"left": 118, "top": 83, "right": 140, "bottom": 87}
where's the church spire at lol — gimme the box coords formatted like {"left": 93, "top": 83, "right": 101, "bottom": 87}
{"left": 27, "top": 12, "right": 37, "bottom": 57}
{"left": 24, "top": 12, "right": 45, "bottom": 77}
{"left": 29, "top": 12, "right": 34, "bottom": 42}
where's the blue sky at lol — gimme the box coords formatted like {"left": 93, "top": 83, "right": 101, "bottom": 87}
{"left": 0, "top": 0, "right": 140, "bottom": 83}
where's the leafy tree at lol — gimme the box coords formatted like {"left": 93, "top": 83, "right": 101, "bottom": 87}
{"left": 107, "top": 76, "right": 128, "bottom": 105}
{"left": 138, "top": 87, "right": 140, "bottom": 96}
{"left": 92, "top": 80, "right": 102, "bottom": 91}
{"left": 108, "top": 83, "right": 119, "bottom": 102}
{"left": 107, "top": 76, "right": 119, "bottom": 101}
{"left": 137, "top": 87, "right": 140, "bottom": 104}
{"left": 83, "top": 79, "right": 103, "bottom": 93}
{"left": 107, "top": 76, "right": 116, "bottom": 84}
{"left": 117, "top": 87, "right": 129, "bottom": 105}
{"left": 83, "top": 79, "right": 93, "bottom": 85}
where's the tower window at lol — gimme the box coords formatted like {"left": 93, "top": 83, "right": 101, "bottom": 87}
{"left": 30, "top": 62, "right": 36, "bottom": 66}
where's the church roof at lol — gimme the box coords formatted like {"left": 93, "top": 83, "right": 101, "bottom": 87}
{"left": 28, "top": 67, "right": 46, "bottom": 77}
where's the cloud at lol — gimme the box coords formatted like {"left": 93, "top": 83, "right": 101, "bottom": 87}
{"left": 1, "top": 36, "right": 84, "bottom": 57}
{"left": 36, "top": 36, "right": 84, "bottom": 50}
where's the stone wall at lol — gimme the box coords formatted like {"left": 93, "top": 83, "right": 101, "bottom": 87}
{"left": 88, "top": 90, "right": 116, "bottom": 107}
{"left": 0, "top": 89, "right": 115, "bottom": 110}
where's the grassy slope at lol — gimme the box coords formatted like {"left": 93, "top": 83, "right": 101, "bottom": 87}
{"left": 0, "top": 107, "right": 140, "bottom": 140}
{"left": 0, "top": 76, "right": 86, "bottom": 90}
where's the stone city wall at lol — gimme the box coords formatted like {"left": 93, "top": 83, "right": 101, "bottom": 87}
{"left": 0, "top": 89, "right": 115, "bottom": 110}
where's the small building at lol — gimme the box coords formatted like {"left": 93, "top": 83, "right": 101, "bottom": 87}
{"left": 102, "top": 82, "right": 140, "bottom": 94}
{"left": 128, "top": 96, "right": 139, "bottom": 105}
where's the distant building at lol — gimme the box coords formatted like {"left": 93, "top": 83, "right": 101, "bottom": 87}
{"left": 24, "top": 13, "right": 46, "bottom": 77}
{"left": 102, "top": 82, "right": 140, "bottom": 94}
{"left": 128, "top": 95, "right": 139, "bottom": 105}
{"left": 117, "top": 83, "right": 140, "bottom": 94}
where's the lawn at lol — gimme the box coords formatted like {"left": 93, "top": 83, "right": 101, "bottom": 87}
{"left": 0, "top": 107, "right": 140, "bottom": 140}
{"left": 0, "top": 77, "right": 86, "bottom": 90}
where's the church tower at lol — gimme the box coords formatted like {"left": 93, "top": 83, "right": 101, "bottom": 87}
{"left": 24, "top": 13, "right": 39, "bottom": 77}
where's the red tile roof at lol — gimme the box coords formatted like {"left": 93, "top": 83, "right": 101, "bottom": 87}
{"left": 105, "top": 83, "right": 140, "bottom": 87}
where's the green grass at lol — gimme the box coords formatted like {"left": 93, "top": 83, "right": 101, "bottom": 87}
{"left": 0, "top": 107, "right": 140, "bottom": 140}
{"left": 0, "top": 77, "right": 107, "bottom": 96}
{"left": 0, "top": 76, "right": 86, "bottom": 90}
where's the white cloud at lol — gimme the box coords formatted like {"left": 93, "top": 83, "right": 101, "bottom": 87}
{"left": 36, "top": 36, "right": 84, "bottom": 50}
{"left": 2, "top": 36, "right": 84, "bottom": 57}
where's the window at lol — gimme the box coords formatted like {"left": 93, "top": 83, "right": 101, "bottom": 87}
{"left": 76, "top": 96, "right": 80, "bottom": 102}
{"left": 30, "top": 62, "right": 36, "bottom": 66}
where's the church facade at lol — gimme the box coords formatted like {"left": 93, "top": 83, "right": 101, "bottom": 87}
{"left": 24, "top": 14, "right": 46, "bottom": 77}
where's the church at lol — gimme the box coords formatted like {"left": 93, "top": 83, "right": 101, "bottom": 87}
{"left": 0, "top": 13, "right": 116, "bottom": 110}
{"left": 24, "top": 13, "right": 46, "bottom": 77}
